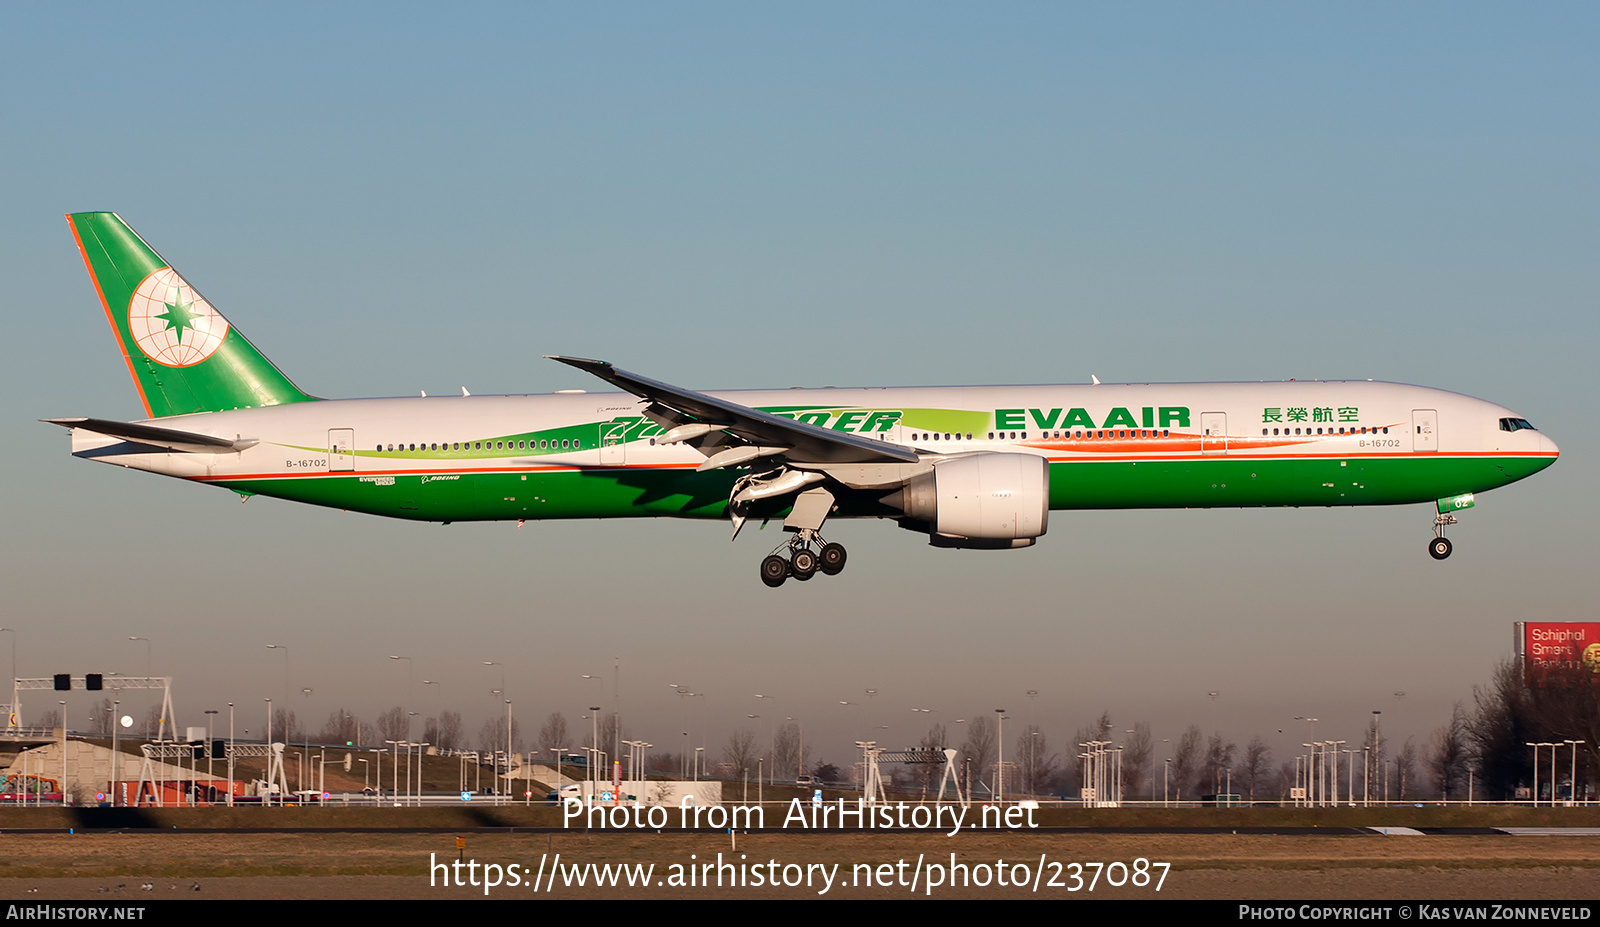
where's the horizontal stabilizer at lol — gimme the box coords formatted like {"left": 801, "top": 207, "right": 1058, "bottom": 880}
{"left": 43, "top": 417, "right": 258, "bottom": 453}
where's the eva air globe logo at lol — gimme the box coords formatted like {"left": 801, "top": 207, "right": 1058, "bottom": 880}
{"left": 127, "top": 267, "right": 229, "bottom": 367}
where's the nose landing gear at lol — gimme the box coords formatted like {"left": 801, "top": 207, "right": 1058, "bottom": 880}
{"left": 1429, "top": 512, "right": 1458, "bottom": 560}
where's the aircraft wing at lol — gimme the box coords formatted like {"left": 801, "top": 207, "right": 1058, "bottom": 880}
{"left": 43, "top": 417, "right": 258, "bottom": 454}
{"left": 546, "top": 356, "right": 920, "bottom": 467}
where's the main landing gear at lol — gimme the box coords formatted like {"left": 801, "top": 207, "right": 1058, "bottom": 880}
{"left": 759, "top": 532, "right": 847, "bottom": 588}
{"left": 1429, "top": 512, "right": 1457, "bottom": 560}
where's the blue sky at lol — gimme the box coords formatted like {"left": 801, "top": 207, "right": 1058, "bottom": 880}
{"left": 2, "top": 3, "right": 1595, "bottom": 774}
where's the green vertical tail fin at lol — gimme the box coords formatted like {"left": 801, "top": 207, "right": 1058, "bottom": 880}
{"left": 66, "top": 212, "right": 317, "bottom": 418}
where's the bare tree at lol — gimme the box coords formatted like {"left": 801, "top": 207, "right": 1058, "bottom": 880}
{"left": 649, "top": 751, "right": 683, "bottom": 776}
{"left": 374, "top": 706, "right": 408, "bottom": 743}
{"left": 34, "top": 709, "right": 60, "bottom": 730}
{"left": 433, "top": 710, "right": 463, "bottom": 752}
{"left": 1122, "top": 723, "right": 1153, "bottom": 799}
{"left": 1015, "top": 725, "right": 1057, "bottom": 797}
{"left": 585, "top": 713, "right": 620, "bottom": 758}
{"left": 916, "top": 723, "right": 948, "bottom": 796}
{"left": 772, "top": 722, "right": 803, "bottom": 783}
{"left": 319, "top": 709, "right": 362, "bottom": 745}
{"left": 1395, "top": 738, "right": 1420, "bottom": 800}
{"left": 1169, "top": 725, "right": 1202, "bottom": 800}
{"left": 961, "top": 715, "right": 997, "bottom": 797}
{"left": 272, "top": 708, "right": 304, "bottom": 743}
{"left": 142, "top": 704, "right": 164, "bottom": 739}
{"left": 87, "top": 698, "right": 113, "bottom": 735}
{"left": 1069, "top": 711, "right": 1115, "bottom": 793}
{"left": 1237, "top": 736, "right": 1273, "bottom": 801}
{"left": 723, "top": 727, "right": 758, "bottom": 775}
{"left": 1468, "top": 659, "right": 1599, "bottom": 801}
{"left": 1363, "top": 716, "right": 1387, "bottom": 802}
{"left": 1276, "top": 761, "right": 1297, "bottom": 801}
{"left": 1427, "top": 702, "right": 1473, "bottom": 800}
{"left": 422, "top": 712, "right": 460, "bottom": 752}
{"left": 1202, "top": 732, "right": 1238, "bottom": 798}
{"left": 477, "top": 716, "right": 523, "bottom": 754}
{"left": 539, "top": 712, "right": 569, "bottom": 756}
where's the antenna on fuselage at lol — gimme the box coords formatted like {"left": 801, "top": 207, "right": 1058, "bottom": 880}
{"left": 461, "top": 387, "right": 471, "bottom": 397}
{"left": 1091, "top": 375, "right": 1101, "bottom": 385}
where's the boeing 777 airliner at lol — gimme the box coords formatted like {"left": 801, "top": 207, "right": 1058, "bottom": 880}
{"left": 52, "top": 213, "right": 1559, "bottom": 586}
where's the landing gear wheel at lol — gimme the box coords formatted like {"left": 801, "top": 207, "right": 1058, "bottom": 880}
{"left": 819, "top": 542, "right": 847, "bottom": 575}
{"left": 1429, "top": 537, "right": 1453, "bottom": 560}
{"left": 791, "top": 548, "right": 819, "bottom": 580}
{"left": 760, "top": 555, "right": 790, "bottom": 587}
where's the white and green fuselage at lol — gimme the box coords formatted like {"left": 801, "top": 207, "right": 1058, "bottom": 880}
{"left": 55, "top": 212, "right": 1558, "bottom": 568}
{"left": 64, "top": 382, "right": 1559, "bottom": 522}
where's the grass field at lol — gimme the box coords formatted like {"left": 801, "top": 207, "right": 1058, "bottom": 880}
{"left": 0, "top": 806, "right": 1595, "bottom": 899}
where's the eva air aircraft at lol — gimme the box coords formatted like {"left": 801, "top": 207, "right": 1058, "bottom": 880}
{"left": 54, "top": 213, "right": 1559, "bottom": 586}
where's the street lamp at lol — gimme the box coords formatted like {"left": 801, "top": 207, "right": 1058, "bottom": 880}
{"left": 0, "top": 627, "right": 16, "bottom": 727}
{"left": 422, "top": 680, "right": 441, "bottom": 744}
{"left": 390, "top": 655, "right": 414, "bottom": 738}
{"left": 204, "top": 709, "right": 218, "bottom": 782}
{"left": 994, "top": 709, "right": 1007, "bottom": 802}
{"left": 1566, "top": 741, "right": 1586, "bottom": 806}
{"left": 226, "top": 702, "right": 235, "bottom": 807}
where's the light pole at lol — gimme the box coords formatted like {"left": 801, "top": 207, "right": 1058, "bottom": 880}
{"left": 754, "top": 694, "right": 782, "bottom": 787}
{"left": 300, "top": 688, "right": 316, "bottom": 791}
{"left": 1329, "top": 740, "right": 1345, "bottom": 807}
{"left": 1025, "top": 690, "right": 1039, "bottom": 797}
{"left": 227, "top": 702, "right": 234, "bottom": 807}
{"left": 422, "top": 680, "right": 441, "bottom": 744}
{"left": 0, "top": 627, "right": 15, "bottom": 727}
{"left": 204, "top": 709, "right": 218, "bottom": 782}
{"left": 1529, "top": 743, "right": 1541, "bottom": 806}
{"left": 390, "top": 655, "right": 414, "bottom": 739}
{"left": 1370, "top": 710, "right": 1382, "bottom": 807}
{"left": 588, "top": 706, "right": 602, "bottom": 796}
{"left": 1566, "top": 741, "right": 1586, "bottom": 806}
{"left": 583, "top": 673, "right": 606, "bottom": 795}
{"left": 409, "top": 713, "right": 422, "bottom": 802}
{"left": 109, "top": 699, "right": 121, "bottom": 805}
{"left": 995, "top": 709, "right": 1007, "bottom": 803}
{"left": 59, "top": 700, "right": 67, "bottom": 803}
{"left": 670, "top": 686, "right": 704, "bottom": 779}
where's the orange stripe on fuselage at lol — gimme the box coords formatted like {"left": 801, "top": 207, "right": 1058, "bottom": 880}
{"left": 1022, "top": 424, "right": 1407, "bottom": 456}
{"left": 185, "top": 452, "right": 1556, "bottom": 483}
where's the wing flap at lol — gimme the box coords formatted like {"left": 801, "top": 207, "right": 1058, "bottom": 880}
{"left": 546, "top": 356, "right": 919, "bottom": 465}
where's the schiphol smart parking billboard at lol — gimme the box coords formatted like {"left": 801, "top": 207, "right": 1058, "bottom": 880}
{"left": 1517, "top": 621, "right": 1600, "bottom": 685}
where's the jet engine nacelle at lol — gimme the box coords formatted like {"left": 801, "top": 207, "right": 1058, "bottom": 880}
{"left": 886, "top": 453, "right": 1049, "bottom": 549}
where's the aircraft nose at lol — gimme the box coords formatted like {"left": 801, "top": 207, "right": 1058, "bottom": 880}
{"left": 1542, "top": 433, "right": 1559, "bottom": 458}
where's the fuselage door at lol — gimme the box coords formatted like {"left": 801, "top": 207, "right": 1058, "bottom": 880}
{"left": 1201, "top": 412, "right": 1227, "bottom": 454}
{"left": 329, "top": 428, "right": 356, "bottom": 472}
{"left": 1412, "top": 410, "right": 1438, "bottom": 452}
{"left": 599, "top": 421, "right": 626, "bottom": 466}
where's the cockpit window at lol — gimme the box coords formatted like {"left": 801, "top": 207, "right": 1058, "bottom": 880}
{"left": 1499, "top": 417, "right": 1537, "bottom": 432}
